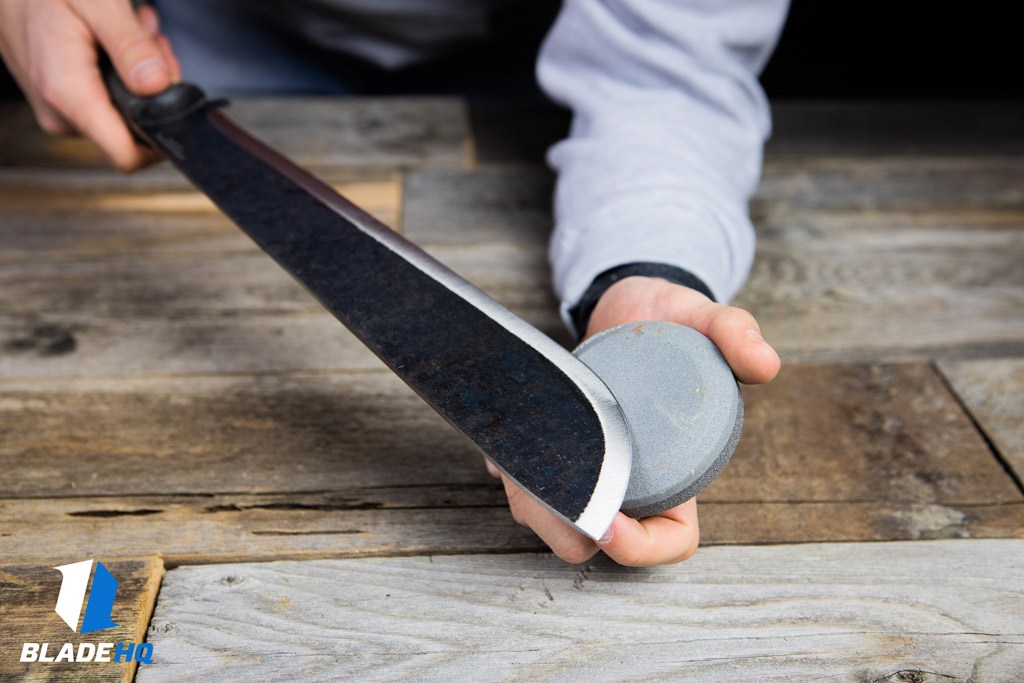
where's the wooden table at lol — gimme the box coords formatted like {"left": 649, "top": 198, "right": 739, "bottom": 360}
{"left": 1, "top": 99, "right": 1022, "bottom": 682}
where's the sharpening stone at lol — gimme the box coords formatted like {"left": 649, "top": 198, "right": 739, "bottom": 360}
{"left": 572, "top": 321, "right": 743, "bottom": 518}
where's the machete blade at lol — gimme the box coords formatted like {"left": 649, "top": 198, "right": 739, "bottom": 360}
{"left": 104, "top": 77, "right": 631, "bottom": 540}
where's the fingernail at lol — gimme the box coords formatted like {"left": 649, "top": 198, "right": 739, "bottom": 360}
{"left": 597, "top": 527, "right": 614, "bottom": 545}
{"left": 747, "top": 329, "right": 778, "bottom": 357}
{"left": 130, "top": 57, "right": 168, "bottom": 90}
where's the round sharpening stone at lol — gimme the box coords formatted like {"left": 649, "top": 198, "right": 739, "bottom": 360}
{"left": 572, "top": 321, "right": 743, "bottom": 518}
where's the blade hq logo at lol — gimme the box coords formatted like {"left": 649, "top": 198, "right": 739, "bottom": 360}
{"left": 20, "top": 560, "right": 154, "bottom": 665}
{"left": 55, "top": 559, "right": 119, "bottom": 634}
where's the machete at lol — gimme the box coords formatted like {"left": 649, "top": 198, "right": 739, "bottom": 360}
{"left": 99, "top": 65, "right": 631, "bottom": 540}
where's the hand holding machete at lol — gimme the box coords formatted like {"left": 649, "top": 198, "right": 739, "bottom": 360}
{"left": 0, "top": 0, "right": 179, "bottom": 171}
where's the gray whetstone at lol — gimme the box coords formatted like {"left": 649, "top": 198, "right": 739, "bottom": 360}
{"left": 573, "top": 322, "right": 743, "bottom": 518}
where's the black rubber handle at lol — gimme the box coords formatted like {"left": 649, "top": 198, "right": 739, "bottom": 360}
{"left": 100, "top": 53, "right": 208, "bottom": 131}
{"left": 99, "top": 0, "right": 208, "bottom": 136}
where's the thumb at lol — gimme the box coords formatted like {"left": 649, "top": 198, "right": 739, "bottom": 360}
{"left": 76, "top": 0, "right": 171, "bottom": 94}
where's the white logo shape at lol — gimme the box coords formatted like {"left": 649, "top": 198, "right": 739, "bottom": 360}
{"left": 54, "top": 560, "right": 94, "bottom": 631}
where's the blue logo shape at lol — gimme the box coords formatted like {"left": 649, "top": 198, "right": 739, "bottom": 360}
{"left": 54, "top": 560, "right": 119, "bottom": 633}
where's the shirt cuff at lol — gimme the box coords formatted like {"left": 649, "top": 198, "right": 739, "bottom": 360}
{"left": 567, "top": 262, "right": 716, "bottom": 341}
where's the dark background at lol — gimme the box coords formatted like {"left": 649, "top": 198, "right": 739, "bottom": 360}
{"left": 1, "top": 1, "right": 1020, "bottom": 102}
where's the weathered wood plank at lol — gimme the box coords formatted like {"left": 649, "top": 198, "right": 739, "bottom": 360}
{"left": 0, "top": 175, "right": 402, "bottom": 251}
{"left": 1, "top": 363, "right": 1019, "bottom": 562}
{"left": 0, "top": 242, "right": 565, "bottom": 379}
{"left": 1, "top": 363, "right": 1015, "bottom": 504}
{"left": 1, "top": 493, "right": 1020, "bottom": 566}
{"left": 4, "top": 160, "right": 1022, "bottom": 367}
{"left": 402, "top": 168, "right": 555, "bottom": 245}
{"left": 755, "top": 156, "right": 1024, "bottom": 211}
{"left": 0, "top": 557, "right": 163, "bottom": 683}
{"left": 710, "top": 363, "right": 1022, "bottom": 505}
{"left": 136, "top": 541, "right": 1024, "bottom": 682}
{"left": 736, "top": 228, "right": 1024, "bottom": 363}
{"left": 401, "top": 162, "right": 1024, "bottom": 249}
{"left": 0, "top": 98, "right": 470, "bottom": 170}
{"left": 938, "top": 358, "right": 1024, "bottom": 485}
{"left": 0, "top": 372, "right": 484, "bottom": 498}
{"left": 767, "top": 101, "right": 1024, "bottom": 157}
{"left": 395, "top": 165, "right": 1024, "bottom": 361}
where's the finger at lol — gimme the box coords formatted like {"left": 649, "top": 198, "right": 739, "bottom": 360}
{"left": 136, "top": 6, "right": 182, "bottom": 82}
{"left": 700, "top": 304, "right": 781, "bottom": 385}
{"left": 155, "top": 34, "right": 182, "bottom": 82}
{"left": 661, "top": 287, "right": 780, "bottom": 385}
{"left": 27, "top": 4, "right": 152, "bottom": 170}
{"left": 25, "top": 93, "right": 76, "bottom": 136}
{"left": 502, "top": 477, "right": 599, "bottom": 564}
{"left": 483, "top": 457, "right": 501, "bottom": 479}
{"left": 73, "top": 0, "right": 171, "bottom": 95}
{"left": 136, "top": 4, "right": 160, "bottom": 35}
{"left": 597, "top": 500, "right": 700, "bottom": 566}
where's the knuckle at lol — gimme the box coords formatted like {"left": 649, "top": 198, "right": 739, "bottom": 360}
{"left": 614, "top": 546, "right": 648, "bottom": 567}
{"left": 507, "top": 503, "right": 527, "bottom": 527}
{"left": 672, "top": 540, "right": 700, "bottom": 565}
{"left": 34, "top": 75, "right": 63, "bottom": 109}
{"left": 111, "top": 34, "right": 156, "bottom": 67}
{"left": 36, "top": 111, "right": 69, "bottom": 136}
{"left": 555, "top": 544, "right": 594, "bottom": 565}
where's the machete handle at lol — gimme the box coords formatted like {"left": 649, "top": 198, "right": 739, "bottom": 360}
{"left": 100, "top": 0, "right": 208, "bottom": 140}
{"left": 100, "top": 53, "right": 208, "bottom": 134}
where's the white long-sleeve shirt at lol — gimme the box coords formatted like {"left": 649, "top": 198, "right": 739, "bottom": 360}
{"left": 157, "top": 0, "right": 789, "bottom": 334}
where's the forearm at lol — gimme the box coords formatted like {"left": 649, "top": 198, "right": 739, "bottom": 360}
{"left": 537, "top": 0, "right": 789, "bottom": 336}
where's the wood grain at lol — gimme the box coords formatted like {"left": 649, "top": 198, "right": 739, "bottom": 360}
{"left": 0, "top": 170, "right": 401, "bottom": 260}
{"left": 0, "top": 557, "right": 163, "bottom": 683}
{"left": 3, "top": 161, "right": 1021, "bottom": 372}
{"left": 709, "top": 363, "right": 1022, "bottom": 505}
{"left": 1, "top": 363, "right": 1014, "bottom": 503}
{"left": 938, "top": 358, "right": 1024, "bottom": 485}
{"left": 0, "top": 242, "right": 567, "bottom": 380}
{"left": 2, "top": 494, "right": 1020, "bottom": 566}
{"left": 1, "top": 363, "right": 1019, "bottom": 563}
{"left": 755, "top": 156, "right": 1024, "bottom": 211}
{"left": 402, "top": 167, "right": 555, "bottom": 245}
{"left": 0, "top": 98, "right": 471, "bottom": 170}
{"left": 135, "top": 541, "right": 1024, "bottom": 682}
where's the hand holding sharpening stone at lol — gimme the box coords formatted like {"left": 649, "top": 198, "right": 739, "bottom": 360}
{"left": 572, "top": 321, "right": 743, "bottom": 518}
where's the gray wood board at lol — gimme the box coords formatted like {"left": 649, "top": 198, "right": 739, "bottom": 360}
{"left": 136, "top": 540, "right": 1024, "bottom": 682}
{"left": 4, "top": 219, "right": 1019, "bottom": 375}
{"left": 938, "top": 358, "right": 1024, "bottom": 486}
{"left": 2, "top": 363, "right": 1016, "bottom": 504}
{"left": 2, "top": 363, "right": 1021, "bottom": 563}
{"left": 755, "top": 156, "right": 1024, "bottom": 212}
{"left": 0, "top": 243, "right": 566, "bottom": 379}
{"left": 4, "top": 159, "right": 1023, "bottom": 369}
{"left": 402, "top": 168, "right": 555, "bottom": 245}
{"left": 2, "top": 494, "right": 1020, "bottom": 566}
{"left": 0, "top": 98, "right": 470, "bottom": 170}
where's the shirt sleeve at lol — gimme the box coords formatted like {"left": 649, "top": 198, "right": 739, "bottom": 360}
{"left": 536, "top": 0, "right": 790, "bottom": 335}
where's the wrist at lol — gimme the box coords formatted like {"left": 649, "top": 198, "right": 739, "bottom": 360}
{"left": 569, "top": 263, "right": 715, "bottom": 340}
